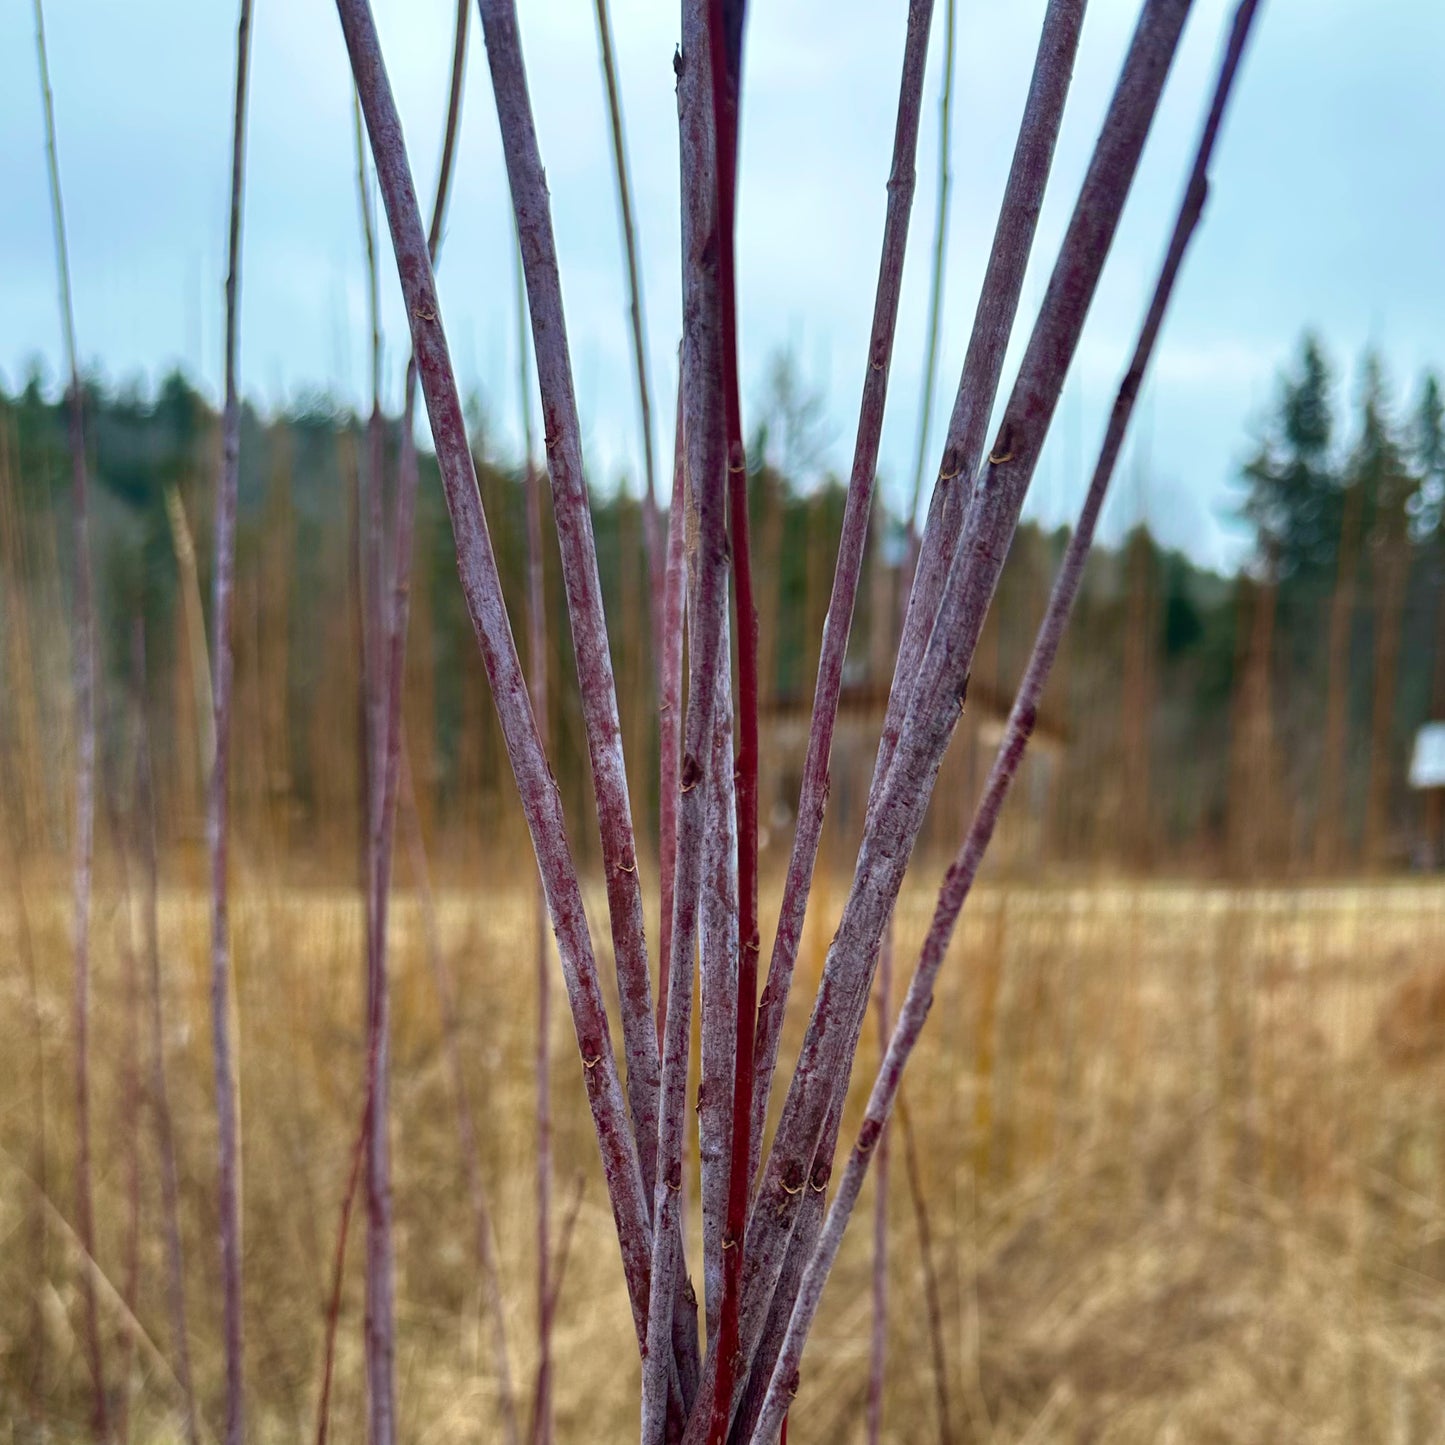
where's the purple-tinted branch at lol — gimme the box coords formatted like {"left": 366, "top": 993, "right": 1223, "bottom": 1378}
{"left": 656, "top": 399, "right": 688, "bottom": 1038}
{"left": 476, "top": 0, "right": 661, "bottom": 1196}
{"left": 352, "top": 84, "right": 398, "bottom": 1445}
{"left": 208, "top": 6, "right": 253, "bottom": 1442}
{"left": 132, "top": 626, "right": 200, "bottom": 1445}
{"left": 746, "top": 11, "right": 1089, "bottom": 1394}
{"left": 32, "top": 3, "right": 107, "bottom": 1434}
{"left": 641, "top": 6, "right": 736, "bottom": 1435}
{"left": 875, "top": 0, "right": 1085, "bottom": 832}
{"left": 517, "top": 216, "right": 555, "bottom": 1445}
{"left": 866, "top": 935, "right": 892, "bottom": 1445}
{"left": 699, "top": 621, "right": 739, "bottom": 1342}
{"left": 335, "top": 0, "right": 657, "bottom": 1350}
{"left": 324, "top": 10, "right": 471, "bottom": 1438}
{"left": 751, "top": 10, "right": 1259, "bottom": 1429}
{"left": 695, "top": 9, "right": 1194, "bottom": 1434}
{"left": 706, "top": 0, "right": 762, "bottom": 1426}
{"left": 749, "top": 0, "right": 936, "bottom": 1189}
{"left": 396, "top": 0, "right": 468, "bottom": 529}
{"left": 725, "top": 1187, "right": 812, "bottom": 1445}
{"left": 592, "top": 0, "right": 665, "bottom": 671}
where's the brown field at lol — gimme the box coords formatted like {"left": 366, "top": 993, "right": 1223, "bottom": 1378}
{"left": 4, "top": 871, "right": 1445, "bottom": 1442}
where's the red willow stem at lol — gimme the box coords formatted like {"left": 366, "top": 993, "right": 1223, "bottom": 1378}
{"left": 720, "top": 0, "right": 943, "bottom": 1427}
{"left": 752, "top": 8, "right": 1260, "bottom": 1428}
{"left": 323, "top": 5, "right": 472, "bottom": 1435}
{"left": 31, "top": 3, "right": 107, "bottom": 1434}
{"left": 592, "top": 0, "right": 665, "bottom": 669}
{"left": 475, "top": 0, "right": 663, "bottom": 1201}
{"left": 207, "top": 5, "right": 253, "bottom": 1442}
{"left": 692, "top": 9, "right": 1193, "bottom": 1435}
{"left": 705, "top": 0, "right": 764, "bottom": 1432}
{"left": 751, "top": 0, "right": 1085, "bottom": 1172}
{"left": 656, "top": 397, "right": 687, "bottom": 1040}
{"left": 352, "top": 86, "right": 398, "bottom": 1445}
{"left": 873, "top": 0, "right": 1086, "bottom": 817}
{"left": 395, "top": 0, "right": 468, "bottom": 576}
{"left": 749, "top": 0, "right": 936, "bottom": 1193}
{"left": 725, "top": 1187, "right": 807, "bottom": 1445}
{"left": 516, "top": 217, "right": 555, "bottom": 1445}
{"left": 699, "top": 620, "right": 739, "bottom": 1342}
{"left": 355, "top": 98, "right": 387, "bottom": 676}
{"left": 132, "top": 626, "right": 200, "bottom": 1445}
{"left": 334, "top": 0, "right": 658, "bottom": 1358}
{"left": 399, "top": 751, "right": 521, "bottom": 1445}
{"left": 741, "top": 7, "right": 1089, "bottom": 1413}
{"left": 866, "top": 936, "right": 892, "bottom": 1445}
{"left": 642, "top": 2, "right": 737, "bottom": 1434}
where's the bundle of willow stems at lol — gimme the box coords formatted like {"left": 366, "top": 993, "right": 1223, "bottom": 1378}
{"left": 35, "top": 0, "right": 1266, "bottom": 1441}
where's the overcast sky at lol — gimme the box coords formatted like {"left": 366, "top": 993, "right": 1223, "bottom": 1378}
{"left": 3, "top": 1, "right": 1442, "bottom": 571}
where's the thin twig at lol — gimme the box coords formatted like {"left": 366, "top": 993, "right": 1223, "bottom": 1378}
{"left": 742, "top": 12, "right": 1091, "bottom": 1424}
{"left": 476, "top": 0, "right": 663, "bottom": 1203}
{"left": 592, "top": 0, "right": 665, "bottom": 670}
{"left": 749, "top": 0, "right": 937, "bottom": 1196}
{"left": 32, "top": 3, "right": 107, "bottom": 1433}
{"left": 643, "top": 5, "right": 738, "bottom": 1434}
{"left": 656, "top": 392, "right": 687, "bottom": 1041}
{"left": 896, "top": 1094, "right": 954, "bottom": 1445}
{"left": 329, "top": 6, "right": 479, "bottom": 1437}
{"left": 700, "top": 616, "right": 739, "bottom": 1341}
{"left": 698, "top": 10, "right": 1192, "bottom": 1436}
{"left": 876, "top": 0, "right": 1086, "bottom": 812}
{"left": 905, "top": 0, "right": 957, "bottom": 544}
{"left": 0, "top": 1146, "right": 207, "bottom": 1436}
{"left": 866, "top": 937, "right": 893, "bottom": 1445}
{"left": 352, "top": 80, "right": 397, "bottom": 1445}
{"left": 707, "top": 0, "right": 763, "bottom": 1430}
{"left": 516, "top": 193, "right": 555, "bottom": 1445}
{"left": 751, "top": 10, "right": 1261, "bottom": 1429}
{"left": 530, "top": 1172, "right": 587, "bottom": 1444}
{"left": 207, "top": 8, "right": 255, "bottom": 1441}
{"left": 336, "top": 0, "right": 656, "bottom": 1359}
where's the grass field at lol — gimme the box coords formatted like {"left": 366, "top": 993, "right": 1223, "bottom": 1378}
{"left": 4, "top": 870, "right": 1445, "bottom": 1442}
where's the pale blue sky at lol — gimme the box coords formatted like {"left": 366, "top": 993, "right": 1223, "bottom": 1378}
{"left": 3, "top": 1, "right": 1442, "bottom": 570}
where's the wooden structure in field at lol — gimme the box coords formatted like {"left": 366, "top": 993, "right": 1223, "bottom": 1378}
{"left": 759, "top": 671, "right": 1067, "bottom": 867}
{"left": 1410, "top": 723, "right": 1445, "bottom": 868}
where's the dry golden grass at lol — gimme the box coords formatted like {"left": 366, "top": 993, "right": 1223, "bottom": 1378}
{"left": 4, "top": 868, "right": 1445, "bottom": 1442}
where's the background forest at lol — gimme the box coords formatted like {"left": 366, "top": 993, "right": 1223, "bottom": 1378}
{"left": 4, "top": 333, "right": 1441, "bottom": 878}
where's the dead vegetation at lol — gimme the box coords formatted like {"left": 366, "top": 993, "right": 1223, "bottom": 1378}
{"left": 4, "top": 876, "right": 1445, "bottom": 1441}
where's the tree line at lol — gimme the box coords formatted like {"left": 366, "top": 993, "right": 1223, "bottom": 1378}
{"left": 1, "top": 333, "right": 1440, "bottom": 874}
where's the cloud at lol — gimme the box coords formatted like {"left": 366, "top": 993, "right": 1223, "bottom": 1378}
{"left": 3, "top": 0, "right": 1442, "bottom": 571}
